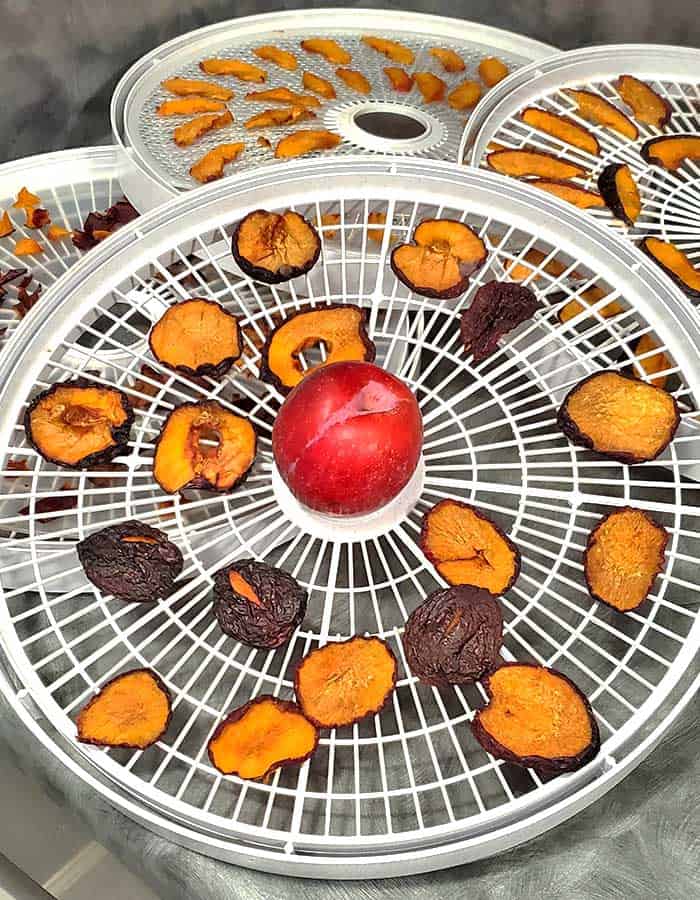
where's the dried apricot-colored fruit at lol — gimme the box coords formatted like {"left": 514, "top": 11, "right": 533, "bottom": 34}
{"left": 520, "top": 108, "right": 600, "bottom": 155}
{"left": 156, "top": 96, "right": 227, "bottom": 116}
{"left": 244, "top": 105, "right": 315, "bottom": 129}
{"left": 384, "top": 67, "right": 413, "bottom": 93}
{"left": 597, "top": 163, "right": 641, "bottom": 225}
{"left": 257, "top": 136, "right": 272, "bottom": 150}
{"left": 430, "top": 47, "right": 465, "bottom": 73}
{"left": 153, "top": 400, "right": 256, "bottom": 493}
{"left": 300, "top": 38, "right": 351, "bottom": 65}
{"left": 336, "top": 67, "right": 371, "bottom": 95}
{"left": 24, "top": 207, "right": 50, "bottom": 229}
{"left": 630, "top": 333, "right": 670, "bottom": 389}
{"left": 640, "top": 134, "right": 700, "bottom": 171}
{"left": 13, "top": 187, "right": 41, "bottom": 210}
{"left": 558, "top": 370, "right": 679, "bottom": 463}
{"left": 461, "top": 281, "right": 540, "bottom": 362}
{"left": 487, "top": 148, "right": 586, "bottom": 179}
{"left": 448, "top": 80, "right": 481, "bottom": 111}
{"left": 403, "top": 585, "right": 503, "bottom": 687}
{"left": 77, "top": 669, "right": 172, "bottom": 749}
{"left": 302, "top": 70, "right": 336, "bottom": 99}
{"left": 199, "top": 58, "right": 266, "bottom": 82}
{"left": 161, "top": 77, "right": 234, "bottom": 101}
{"left": 415, "top": 71, "right": 446, "bottom": 103}
{"left": 47, "top": 224, "right": 72, "bottom": 240}
{"left": 367, "top": 211, "right": 389, "bottom": 244}
{"left": 559, "top": 285, "right": 625, "bottom": 323}
{"left": 615, "top": 75, "right": 671, "bottom": 128}
{"left": 14, "top": 237, "right": 43, "bottom": 256}
{"left": 472, "top": 663, "right": 600, "bottom": 774}
{"left": 245, "top": 86, "right": 321, "bottom": 108}
{"left": 641, "top": 237, "right": 700, "bottom": 300}
{"left": 253, "top": 45, "right": 298, "bottom": 71}
{"left": 529, "top": 179, "right": 605, "bottom": 209}
{"left": 295, "top": 635, "right": 397, "bottom": 728}
{"left": 173, "top": 110, "right": 233, "bottom": 147}
{"left": 391, "top": 219, "right": 487, "bottom": 299}
{"left": 189, "top": 142, "right": 245, "bottom": 183}
{"left": 421, "top": 499, "right": 521, "bottom": 594}
{"left": 208, "top": 696, "right": 318, "bottom": 780}
{"left": 232, "top": 208, "right": 321, "bottom": 284}
{"left": 0, "top": 210, "right": 14, "bottom": 237}
{"left": 25, "top": 381, "right": 133, "bottom": 469}
{"left": 479, "top": 56, "right": 509, "bottom": 87}
{"left": 274, "top": 129, "right": 341, "bottom": 159}
{"left": 506, "top": 248, "right": 572, "bottom": 283}
{"left": 149, "top": 298, "right": 241, "bottom": 378}
{"left": 565, "top": 88, "right": 638, "bottom": 140}
{"left": 317, "top": 212, "right": 341, "bottom": 239}
{"left": 362, "top": 35, "right": 414, "bottom": 65}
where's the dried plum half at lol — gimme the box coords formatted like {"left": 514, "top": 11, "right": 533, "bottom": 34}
{"left": 231, "top": 209, "right": 321, "bottom": 284}
{"left": 460, "top": 281, "right": 540, "bottom": 362}
{"left": 597, "top": 163, "right": 641, "bottom": 225}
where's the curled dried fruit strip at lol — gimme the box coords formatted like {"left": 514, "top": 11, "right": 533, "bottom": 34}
{"left": 0, "top": 210, "right": 14, "bottom": 237}
{"left": 156, "top": 96, "right": 227, "bottom": 116}
{"left": 559, "top": 284, "right": 625, "bottom": 323}
{"left": 641, "top": 237, "right": 700, "bottom": 300}
{"left": 245, "top": 86, "right": 320, "bottom": 108}
{"left": 430, "top": 47, "right": 465, "bottom": 73}
{"left": 448, "top": 80, "right": 481, "bottom": 111}
{"left": 14, "top": 274, "right": 42, "bottom": 317}
{"left": 24, "top": 207, "right": 50, "bottom": 229}
{"left": 362, "top": 35, "right": 414, "bottom": 65}
{"left": 565, "top": 88, "right": 638, "bottom": 141}
{"left": 149, "top": 298, "right": 241, "bottom": 378}
{"left": 529, "top": 179, "right": 605, "bottom": 209}
{"left": 597, "top": 163, "right": 641, "bottom": 224}
{"left": 232, "top": 208, "right": 321, "bottom": 284}
{"left": 479, "top": 56, "right": 509, "bottom": 86}
{"left": 336, "top": 67, "right": 371, "bottom": 95}
{"left": 300, "top": 38, "right": 351, "bottom": 65}
{"left": 520, "top": 107, "right": 600, "bottom": 155}
{"left": 640, "top": 134, "right": 700, "bottom": 171}
{"left": 161, "top": 77, "right": 234, "bottom": 101}
{"left": 199, "top": 58, "right": 266, "bottom": 82}
{"left": 615, "top": 75, "right": 671, "bottom": 128}
{"left": 302, "top": 70, "right": 336, "bottom": 99}
{"left": 384, "top": 67, "right": 413, "bottom": 93}
{"left": 244, "top": 106, "right": 315, "bottom": 129}
{"left": 14, "top": 237, "right": 43, "bottom": 256}
{"left": 472, "top": 664, "right": 600, "bottom": 774}
{"left": 461, "top": 281, "right": 540, "bottom": 362}
{"left": 631, "top": 333, "right": 671, "bottom": 389}
{"left": 487, "top": 148, "right": 586, "bottom": 179}
{"left": 295, "top": 635, "right": 398, "bottom": 728}
{"left": 173, "top": 110, "right": 233, "bottom": 147}
{"left": 253, "top": 45, "right": 297, "bottom": 71}
{"left": 208, "top": 696, "right": 318, "bottom": 780}
{"left": 189, "top": 142, "right": 245, "bottom": 183}
{"left": 415, "top": 71, "right": 446, "bottom": 104}
{"left": 274, "top": 129, "right": 341, "bottom": 159}
{"left": 47, "top": 224, "right": 72, "bottom": 240}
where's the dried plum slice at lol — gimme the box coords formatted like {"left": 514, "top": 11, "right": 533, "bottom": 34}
{"left": 300, "top": 38, "right": 351, "bottom": 65}
{"left": 173, "top": 110, "right": 233, "bottom": 148}
{"left": 149, "top": 298, "right": 242, "bottom": 378}
{"left": 336, "top": 68, "right": 371, "bottom": 95}
{"left": 384, "top": 66, "right": 414, "bottom": 93}
{"left": 565, "top": 88, "right": 638, "bottom": 140}
{"left": 199, "top": 58, "right": 266, "bottom": 82}
{"left": 415, "top": 72, "right": 446, "bottom": 103}
{"left": 274, "top": 129, "right": 341, "bottom": 159}
{"left": 447, "top": 80, "right": 481, "bottom": 110}
{"left": 520, "top": 108, "right": 600, "bottom": 155}
{"left": 243, "top": 106, "right": 315, "bottom": 129}
{"left": 479, "top": 56, "right": 509, "bottom": 86}
{"left": 641, "top": 237, "right": 700, "bottom": 300}
{"left": 302, "top": 71, "right": 336, "bottom": 99}
{"left": 232, "top": 209, "right": 321, "bottom": 284}
{"left": 189, "top": 142, "right": 245, "bottom": 183}
{"left": 630, "top": 333, "right": 670, "bottom": 389}
{"left": 253, "top": 45, "right": 298, "bottom": 71}
{"left": 429, "top": 47, "right": 465, "bottom": 73}
{"left": 72, "top": 199, "right": 139, "bottom": 251}
{"left": 460, "top": 280, "right": 540, "bottom": 362}
{"left": 156, "top": 97, "right": 227, "bottom": 117}
{"left": 361, "top": 35, "right": 414, "bottom": 65}
{"left": 615, "top": 75, "right": 671, "bottom": 128}
{"left": 161, "top": 77, "right": 234, "bottom": 101}
{"left": 529, "top": 180, "right": 604, "bottom": 209}
{"left": 244, "top": 87, "right": 320, "bottom": 108}
{"left": 597, "top": 164, "right": 641, "bottom": 225}
{"left": 640, "top": 134, "right": 700, "bottom": 171}
{"left": 486, "top": 149, "right": 587, "bottom": 180}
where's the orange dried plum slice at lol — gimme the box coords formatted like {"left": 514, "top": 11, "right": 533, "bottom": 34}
{"left": 275, "top": 129, "right": 341, "bottom": 159}
{"left": 24, "top": 207, "right": 50, "bottom": 229}
{"left": 529, "top": 179, "right": 605, "bottom": 209}
{"left": 460, "top": 281, "right": 540, "bottom": 362}
{"left": 25, "top": 380, "right": 133, "bottom": 469}
{"left": 302, "top": 71, "right": 336, "bottom": 99}
{"left": 199, "top": 58, "right": 266, "bottom": 82}
{"left": 565, "top": 88, "right": 638, "bottom": 140}
{"left": 415, "top": 71, "right": 446, "bottom": 103}
{"left": 641, "top": 237, "right": 700, "bottom": 300}
{"left": 153, "top": 400, "right": 256, "bottom": 493}
{"left": 243, "top": 105, "right": 315, "bottom": 129}
{"left": 403, "top": 585, "right": 503, "bottom": 687}
{"left": 156, "top": 96, "right": 227, "bottom": 116}
{"left": 0, "top": 210, "right": 14, "bottom": 237}
{"left": 384, "top": 67, "right": 413, "bottom": 93}
{"left": 260, "top": 303, "right": 375, "bottom": 393}
{"left": 472, "top": 663, "right": 600, "bottom": 774}
{"left": 559, "top": 285, "right": 625, "bottom": 324}
{"left": 421, "top": 499, "right": 521, "bottom": 595}
{"left": 557, "top": 370, "right": 680, "bottom": 463}
{"left": 189, "top": 142, "right": 245, "bottom": 183}
{"left": 300, "top": 38, "right": 351, "bottom": 65}
{"left": 213, "top": 559, "right": 307, "bottom": 648}
{"left": 14, "top": 237, "right": 43, "bottom": 256}
{"left": 232, "top": 209, "right": 321, "bottom": 284}
{"left": 336, "top": 67, "right": 371, "bottom": 95}
{"left": 78, "top": 521, "right": 183, "bottom": 603}
{"left": 506, "top": 248, "right": 572, "bottom": 283}
{"left": 520, "top": 108, "right": 600, "bottom": 155}
{"left": 429, "top": 47, "right": 465, "bottom": 73}
{"left": 253, "top": 45, "right": 298, "bottom": 71}
{"left": 295, "top": 636, "right": 397, "bottom": 729}
{"left": 173, "top": 110, "right": 233, "bottom": 147}
{"left": 245, "top": 87, "right": 321, "bottom": 108}
{"left": 361, "top": 35, "right": 414, "bottom": 65}
{"left": 479, "top": 56, "right": 509, "bottom": 86}
{"left": 486, "top": 149, "right": 586, "bottom": 179}
{"left": 597, "top": 163, "right": 641, "bottom": 225}
{"left": 257, "top": 136, "right": 272, "bottom": 150}
{"left": 584, "top": 507, "right": 668, "bottom": 612}
{"left": 615, "top": 75, "right": 671, "bottom": 128}
{"left": 13, "top": 186, "right": 41, "bottom": 210}
{"left": 391, "top": 219, "right": 487, "bottom": 299}
{"left": 630, "top": 333, "right": 670, "bottom": 389}
{"left": 47, "top": 224, "right": 72, "bottom": 240}
{"left": 640, "top": 134, "right": 700, "bottom": 171}
{"left": 367, "top": 211, "right": 389, "bottom": 244}
{"left": 161, "top": 77, "right": 234, "bottom": 101}
{"left": 149, "top": 298, "right": 241, "bottom": 378}
{"left": 448, "top": 80, "right": 481, "bottom": 111}
{"left": 317, "top": 212, "right": 341, "bottom": 238}
{"left": 77, "top": 669, "right": 172, "bottom": 750}
{"left": 208, "top": 696, "right": 319, "bottom": 780}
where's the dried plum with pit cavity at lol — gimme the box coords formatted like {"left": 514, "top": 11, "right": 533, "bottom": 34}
{"left": 232, "top": 209, "right": 321, "bottom": 283}
{"left": 460, "top": 281, "right": 540, "bottom": 362}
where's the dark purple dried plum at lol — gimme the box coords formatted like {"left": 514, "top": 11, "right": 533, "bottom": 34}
{"left": 460, "top": 281, "right": 540, "bottom": 362}
{"left": 72, "top": 199, "right": 139, "bottom": 251}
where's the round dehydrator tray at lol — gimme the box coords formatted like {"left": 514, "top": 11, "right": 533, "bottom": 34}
{"left": 460, "top": 45, "right": 700, "bottom": 301}
{"left": 110, "top": 8, "right": 555, "bottom": 211}
{"left": 0, "top": 157, "right": 698, "bottom": 879}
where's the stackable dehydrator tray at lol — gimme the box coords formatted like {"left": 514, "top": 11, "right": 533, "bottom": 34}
{"left": 0, "top": 157, "right": 697, "bottom": 878}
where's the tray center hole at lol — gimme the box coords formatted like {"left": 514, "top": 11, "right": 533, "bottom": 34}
{"left": 352, "top": 110, "right": 427, "bottom": 140}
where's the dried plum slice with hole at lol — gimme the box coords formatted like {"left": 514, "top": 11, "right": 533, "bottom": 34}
{"left": 232, "top": 209, "right": 321, "bottom": 283}
{"left": 460, "top": 280, "right": 540, "bottom": 362}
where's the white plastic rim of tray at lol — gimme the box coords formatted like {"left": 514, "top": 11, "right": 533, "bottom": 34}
{"left": 0, "top": 157, "right": 698, "bottom": 879}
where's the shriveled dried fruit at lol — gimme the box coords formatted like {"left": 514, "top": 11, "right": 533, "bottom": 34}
{"left": 47, "top": 224, "right": 72, "bottom": 240}
{"left": 597, "top": 163, "right": 641, "bottom": 225}
{"left": 421, "top": 499, "right": 521, "bottom": 594}
{"left": 615, "top": 75, "right": 671, "bottom": 128}
{"left": 448, "top": 80, "right": 481, "bottom": 111}
{"left": 25, "top": 381, "right": 133, "bottom": 468}
{"left": 0, "top": 267, "right": 27, "bottom": 298}
{"left": 208, "top": 696, "right": 318, "bottom": 780}
{"left": 559, "top": 285, "right": 625, "bottom": 323}
{"left": 161, "top": 77, "right": 234, "bottom": 101}
{"left": 391, "top": 219, "right": 487, "bottom": 299}
{"left": 472, "top": 663, "right": 600, "bottom": 774}
{"left": 403, "top": 585, "right": 503, "bottom": 687}
{"left": 274, "top": 129, "right": 341, "bottom": 159}
{"left": 257, "top": 136, "right": 272, "bottom": 150}
{"left": 530, "top": 179, "right": 605, "bottom": 209}
{"left": 487, "top": 148, "right": 586, "bottom": 179}
{"left": 479, "top": 56, "right": 509, "bottom": 87}
{"left": 558, "top": 370, "right": 680, "bottom": 463}
{"left": 14, "top": 274, "right": 42, "bottom": 317}
{"left": 300, "top": 38, "right": 351, "bottom": 65}
{"left": 253, "top": 45, "right": 297, "bottom": 71}
{"left": 640, "top": 134, "right": 700, "bottom": 171}
{"left": 415, "top": 71, "right": 446, "bottom": 103}
{"left": 156, "top": 96, "right": 227, "bottom": 116}
{"left": 72, "top": 199, "right": 139, "bottom": 251}
{"left": 78, "top": 520, "right": 183, "bottom": 603}
{"left": 430, "top": 47, "right": 465, "bottom": 73}
{"left": 13, "top": 187, "right": 41, "bottom": 210}
{"left": 199, "top": 58, "right": 266, "bottom": 82}
{"left": 232, "top": 208, "right": 321, "bottom": 284}
{"left": 302, "top": 70, "right": 336, "bottom": 99}
{"left": 362, "top": 35, "right": 414, "bottom": 65}
{"left": 461, "top": 281, "right": 540, "bottom": 362}
{"left": 19, "top": 484, "right": 77, "bottom": 522}
{"left": 0, "top": 210, "right": 14, "bottom": 237}
{"left": 640, "top": 237, "right": 700, "bottom": 300}
{"left": 565, "top": 88, "right": 638, "bottom": 140}
{"left": 631, "top": 333, "right": 670, "bottom": 389}
{"left": 24, "top": 207, "right": 50, "bottom": 229}
{"left": 153, "top": 400, "right": 256, "bottom": 493}
{"left": 244, "top": 87, "right": 320, "bottom": 108}
{"left": 520, "top": 108, "right": 600, "bottom": 155}
{"left": 130, "top": 364, "right": 168, "bottom": 410}
{"left": 77, "top": 669, "right": 172, "bottom": 749}
{"left": 173, "top": 110, "right": 233, "bottom": 147}
{"left": 260, "top": 304, "right": 375, "bottom": 393}
{"left": 384, "top": 67, "right": 413, "bottom": 93}
{"left": 149, "top": 298, "right": 241, "bottom": 378}
{"left": 295, "top": 635, "right": 397, "bottom": 729}
{"left": 189, "top": 142, "right": 245, "bottom": 183}
{"left": 14, "top": 237, "right": 43, "bottom": 256}
{"left": 213, "top": 559, "right": 307, "bottom": 648}
{"left": 336, "top": 67, "right": 371, "bottom": 95}
{"left": 244, "top": 106, "right": 315, "bottom": 129}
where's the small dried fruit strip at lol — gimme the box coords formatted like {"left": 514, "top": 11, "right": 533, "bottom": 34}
{"left": 597, "top": 163, "right": 641, "bottom": 225}
{"left": 317, "top": 212, "right": 341, "bottom": 239}
{"left": 520, "top": 107, "right": 600, "bottom": 155}
{"left": 486, "top": 148, "right": 587, "bottom": 179}
{"left": 529, "top": 179, "right": 605, "bottom": 209}
{"left": 244, "top": 106, "right": 315, "bottom": 129}
{"left": 506, "top": 248, "right": 573, "bottom": 283}
{"left": 559, "top": 284, "right": 625, "bottom": 324}
{"left": 302, "top": 70, "right": 336, "bottom": 99}
{"left": 415, "top": 72, "right": 446, "bottom": 103}
{"left": 149, "top": 298, "right": 242, "bottom": 378}
{"left": 429, "top": 47, "right": 465, "bottom": 72}
{"left": 23, "top": 208, "right": 51, "bottom": 229}
{"left": 640, "top": 134, "right": 700, "bottom": 171}
{"left": 361, "top": 36, "right": 414, "bottom": 65}
{"left": 336, "top": 67, "right": 371, "bottom": 95}
{"left": 641, "top": 236, "right": 700, "bottom": 300}
{"left": 384, "top": 67, "right": 413, "bottom": 93}
{"left": 253, "top": 45, "right": 298, "bottom": 71}
{"left": 199, "top": 58, "right": 266, "bottom": 82}
{"left": 47, "top": 224, "right": 73, "bottom": 240}
{"left": 447, "top": 80, "right": 481, "bottom": 111}
{"left": 300, "top": 38, "right": 351, "bottom": 65}
{"left": 14, "top": 237, "right": 44, "bottom": 256}
{"left": 274, "top": 129, "right": 341, "bottom": 159}
{"left": 156, "top": 96, "right": 227, "bottom": 116}
{"left": 173, "top": 110, "right": 233, "bottom": 147}
{"left": 72, "top": 199, "right": 139, "bottom": 251}
{"left": 615, "top": 75, "right": 671, "bottom": 128}
{"left": 565, "top": 89, "right": 638, "bottom": 141}
{"left": 189, "top": 142, "right": 245, "bottom": 183}
{"left": 161, "top": 77, "right": 234, "bottom": 101}
{"left": 244, "top": 86, "right": 320, "bottom": 108}
{"left": 13, "top": 187, "right": 41, "bottom": 210}
{"left": 479, "top": 56, "right": 509, "bottom": 86}
{"left": 367, "top": 211, "right": 388, "bottom": 244}
{"left": 630, "top": 333, "right": 671, "bottom": 389}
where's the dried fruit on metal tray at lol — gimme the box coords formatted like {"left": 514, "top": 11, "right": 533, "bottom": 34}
{"left": 529, "top": 179, "right": 605, "bottom": 209}
{"left": 460, "top": 281, "right": 540, "bottom": 362}
{"left": 479, "top": 56, "right": 509, "bottom": 87}
{"left": 161, "top": 77, "right": 234, "bottom": 101}
{"left": 25, "top": 381, "right": 134, "bottom": 469}
{"left": 302, "top": 70, "right": 336, "bottom": 99}
{"left": 403, "top": 585, "right": 503, "bottom": 687}
{"left": 640, "top": 134, "right": 700, "bottom": 171}
{"left": 244, "top": 105, "right": 315, "bottom": 129}
{"left": 584, "top": 507, "right": 668, "bottom": 613}
{"left": 253, "top": 45, "right": 298, "bottom": 71}
{"left": 232, "top": 208, "right": 321, "bottom": 284}
{"left": 429, "top": 47, "right": 465, "bottom": 73}
{"left": 557, "top": 370, "right": 680, "bottom": 463}
{"left": 78, "top": 521, "right": 184, "bottom": 603}
{"left": 421, "top": 499, "right": 521, "bottom": 594}
{"left": 208, "top": 696, "right": 319, "bottom": 780}
{"left": 295, "top": 636, "right": 398, "bottom": 729}
{"left": 597, "top": 163, "right": 641, "bottom": 225}
{"left": 72, "top": 199, "right": 139, "bottom": 251}
{"left": 213, "top": 559, "right": 307, "bottom": 648}
{"left": 361, "top": 35, "right": 414, "bottom": 65}
{"left": 172, "top": 109, "right": 233, "bottom": 147}
{"left": 260, "top": 304, "right": 375, "bottom": 393}
{"left": 199, "top": 58, "right": 267, "bottom": 82}
{"left": 520, "top": 108, "right": 600, "bottom": 155}
{"left": 415, "top": 71, "right": 446, "bottom": 104}
{"left": 472, "top": 663, "right": 600, "bottom": 774}
{"left": 384, "top": 66, "right": 413, "bottom": 93}
{"left": 640, "top": 237, "right": 700, "bottom": 299}
{"left": 0, "top": 210, "right": 14, "bottom": 237}
{"left": 630, "top": 333, "right": 670, "bottom": 389}
{"left": 149, "top": 298, "right": 241, "bottom": 378}
{"left": 47, "top": 224, "right": 72, "bottom": 240}
{"left": 189, "top": 142, "right": 245, "bottom": 183}
{"left": 77, "top": 669, "right": 172, "bottom": 750}
{"left": 153, "top": 400, "right": 256, "bottom": 493}
{"left": 486, "top": 148, "right": 587, "bottom": 179}
{"left": 156, "top": 96, "right": 228, "bottom": 116}
{"left": 300, "top": 37, "right": 351, "bottom": 65}
{"left": 275, "top": 129, "right": 341, "bottom": 159}
{"left": 245, "top": 86, "right": 321, "bottom": 108}
{"left": 615, "top": 75, "right": 671, "bottom": 128}
{"left": 447, "top": 80, "right": 481, "bottom": 111}
{"left": 257, "top": 136, "right": 272, "bottom": 150}
{"left": 391, "top": 219, "right": 487, "bottom": 299}
{"left": 336, "top": 67, "right": 371, "bottom": 95}
{"left": 14, "top": 237, "right": 43, "bottom": 256}
{"left": 565, "top": 88, "right": 638, "bottom": 141}
{"left": 559, "top": 284, "right": 625, "bottom": 323}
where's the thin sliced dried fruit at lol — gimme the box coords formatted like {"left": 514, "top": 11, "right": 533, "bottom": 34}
{"left": 559, "top": 284, "right": 625, "bottom": 323}
{"left": 14, "top": 237, "right": 43, "bottom": 256}
{"left": 260, "top": 304, "right": 375, "bottom": 393}
{"left": 640, "top": 134, "right": 700, "bottom": 171}
{"left": 472, "top": 663, "right": 600, "bottom": 774}
{"left": 479, "top": 56, "right": 509, "bottom": 87}
{"left": 244, "top": 105, "right": 315, "bottom": 129}
{"left": 403, "top": 585, "right": 503, "bottom": 687}
{"left": 317, "top": 212, "right": 341, "bottom": 238}
{"left": 506, "top": 248, "right": 571, "bottom": 283}
{"left": 78, "top": 521, "right": 183, "bottom": 603}
{"left": 558, "top": 370, "right": 679, "bottom": 463}
{"left": 173, "top": 110, "right": 233, "bottom": 147}
{"left": 213, "top": 559, "right": 307, "bottom": 648}
{"left": 199, "top": 58, "right": 266, "bottom": 82}
{"left": 13, "top": 187, "right": 41, "bottom": 210}
{"left": 208, "top": 696, "right": 318, "bottom": 780}
{"left": 565, "top": 88, "right": 638, "bottom": 140}
{"left": 429, "top": 47, "right": 465, "bottom": 73}
{"left": 391, "top": 218, "right": 487, "bottom": 299}
{"left": 641, "top": 237, "right": 700, "bottom": 300}
{"left": 274, "top": 129, "right": 341, "bottom": 159}
{"left": 253, "top": 45, "right": 298, "bottom": 71}
{"left": 521, "top": 107, "right": 600, "bottom": 155}
{"left": 615, "top": 75, "right": 671, "bottom": 128}
{"left": 631, "top": 333, "right": 670, "bottom": 389}
{"left": 0, "top": 266, "right": 27, "bottom": 298}
{"left": 161, "top": 77, "right": 234, "bottom": 101}
{"left": 25, "top": 380, "right": 133, "bottom": 469}
{"left": 189, "top": 142, "right": 245, "bottom": 183}
{"left": 336, "top": 67, "right": 371, "bottom": 95}
{"left": 367, "top": 211, "right": 388, "bottom": 244}
{"left": 23, "top": 207, "right": 50, "bottom": 229}
{"left": 77, "top": 669, "right": 172, "bottom": 749}
{"left": 245, "top": 87, "right": 320, "bottom": 108}
{"left": 448, "top": 80, "right": 481, "bottom": 111}
{"left": 415, "top": 71, "right": 446, "bottom": 103}
{"left": 15, "top": 274, "right": 42, "bottom": 317}
{"left": 153, "top": 400, "right": 256, "bottom": 493}
{"left": 362, "top": 35, "right": 413, "bottom": 64}
{"left": 232, "top": 209, "right": 321, "bottom": 284}
{"left": 487, "top": 149, "right": 586, "bottom": 179}
{"left": 131, "top": 364, "right": 168, "bottom": 410}
{"left": 72, "top": 199, "right": 139, "bottom": 251}
{"left": 295, "top": 636, "right": 397, "bottom": 729}
{"left": 156, "top": 96, "right": 227, "bottom": 116}
{"left": 529, "top": 179, "right": 605, "bottom": 209}
{"left": 461, "top": 280, "right": 540, "bottom": 362}
{"left": 47, "top": 224, "right": 72, "bottom": 240}
{"left": 300, "top": 38, "right": 351, "bottom": 65}
{"left": 0, "top": 210, "right": 14, "bottom": 237}
{"left": 384, "top": 67, "right": 413, "bottom": 93}
{"left": 19, "top": 483, "right": 77, "bottom": 521}
{"left": 149, "top": 298, "right": 241, "bottom": 378}
{"left": 421, "top": 499, "right": 521, "bottom": 594}
{"left": 597, "top": 163, "right": 641, "bottom": 225}
{"left": 302, "top": 70, "right": 336, "bottom": 99}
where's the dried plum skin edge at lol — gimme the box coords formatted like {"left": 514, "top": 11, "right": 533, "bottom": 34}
{"left": 230, "top": 209, "right": 322, "bottom": 285}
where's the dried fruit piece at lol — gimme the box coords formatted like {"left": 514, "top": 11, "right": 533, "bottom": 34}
{"left": 558, "top": 370, "right": 679, "bottom": 463}
{"left": 13, "top": 187, "right": 41, "bottom": 210}
{"left": 295, "top": 636, "right": 397, "bottom": 728}
{"left": 597, "top": 163, "right": 641, "bottom": 225}
{"left": 559, "top": 285, "right": 625, "bottom": 323}
{"left": 565, "top": 88, "right": 638, "bottom": 141}
{"left": 72, "top": 199, "right": 139, "bottom": 251}
{"left": 253, "top": 45, "right": 297, "bottom": 71}
{"left": 461, "top": 281, "right": 540, "bottom": 362}
{"left": 23, "top": 207, "right": 50, "bottom": 229}
{"left": 14, "top": 237, "right": 43, "bottom": 256}
{"left": 448, "top": 80, "right": 481, "bottom": 111}
{"left": 149, "top": 298, "right": 241, "bottom": 378}
{"left": 257, "top": 136, "right": 272, "bottom": 150}
{"left": 0, "top": 210, "right": 14, "bottom": 237}
{"left": 274, "top": 129, "right": 341, "bottom": 159}
{"left": 77, "top": 669, "right": 172, "bottom": 749}
{"left": 415, "top": 72, "right": 446, "bottom": 103}
{"left": 302, "top": 70, "right": 336, "bottom": 100}
{"left": 317, "top": 212, "right": 341, "bottom": 238}
{"left": 161, "top": 77, "right": 234, "bottom": 101}
{"left": 367, "top": 211, "right": 388, "bottom": 244}
{"left": 173, "top": 110, "right": 233, "bottom": 147}
{"left": 199, "top": 58, "right": 266, "bottom": 82}
{"left": 232, "top": 209, "right": 321, "bottom": 284}
{"left": 520, "top": 108, "right": 600, "bottom": 155}
{"left": 429, "top": 47, "right": 465, "bottom": 73}
{"left": 244, "top": 87, "right": 321, "bottom": 108}
{"left": 0, "top": 267, "right": 27, "bottom": 298}
{"left": 391, "top": 219, "right": 487, "bottom": 299}
{"left": 244, "top": 105, "right": 315, "bottom": 129}
{"left": 78, "top": 521, "right": 183, "bottom": 603}
{"left": 25, "top": 381, "right": 133, "bottom": 468}
{"left": 208, "top": 696, "right": 318, "bottom": 780}
{"left": 153, "top": 400, "right": 256, "bottom": 493}
{"left": 640, "top": 134, "right": 700, "bottom": 171}
{"left": 361, "top": 36, "right": 414, "bottom": 65}
{"left": 631, "top": 333, "right": 670, "bottom": 389}
{"left": 300, "top": 38, "right": 351, "bottom": 65}
{"left": 213, "top": 559, "right": 307, "bottom": 648}
{"left": 486, "top": 149, "right": 586, "bottom": 179}
{"left": 530, "top": 180, "right": 605, "bottom": 209}
{"left": 156, "top": 96, "right": 227, "bottom": 116}
{"left": 336, "top": 67, "right": 371, "bottom": 95}
{"left": 189, "top": 142, "right": 245, "bottom": 183}
{"left": 131, "top": 364, "right": 168, "bottom": 410}
{"left": 15, "top": 274, "right": 42, "bottom": 317}
{"left": 506, "top": 248, "right": 571, "bottom": 283}
{"left": 615, "top": 75, "right": 671, "bottom": 128}
{"left": 472, "top": 664, "right": 600, "bottom": 774}
{"left": 403, "top": 585, "right": 503, "bottom": 687}
{"left": 479, "top": 57, "right": 509, "bottom": 87}
{"left": 641, "top": 237, "right": 700, "bottom": 300}
{"left": 260, "top": 304, "right": 375, "bottom": 393}
{"left": 47, "top": 224, "right": 72, "bottom": 240}
{"left": 421, "top": 499, "right": 521, "bottom": 594}
{"left": 384, "top": 67, "right": 413, "bottom": 93}
{"left": 19, "top": 484, "right": 77, "bottom": 521}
